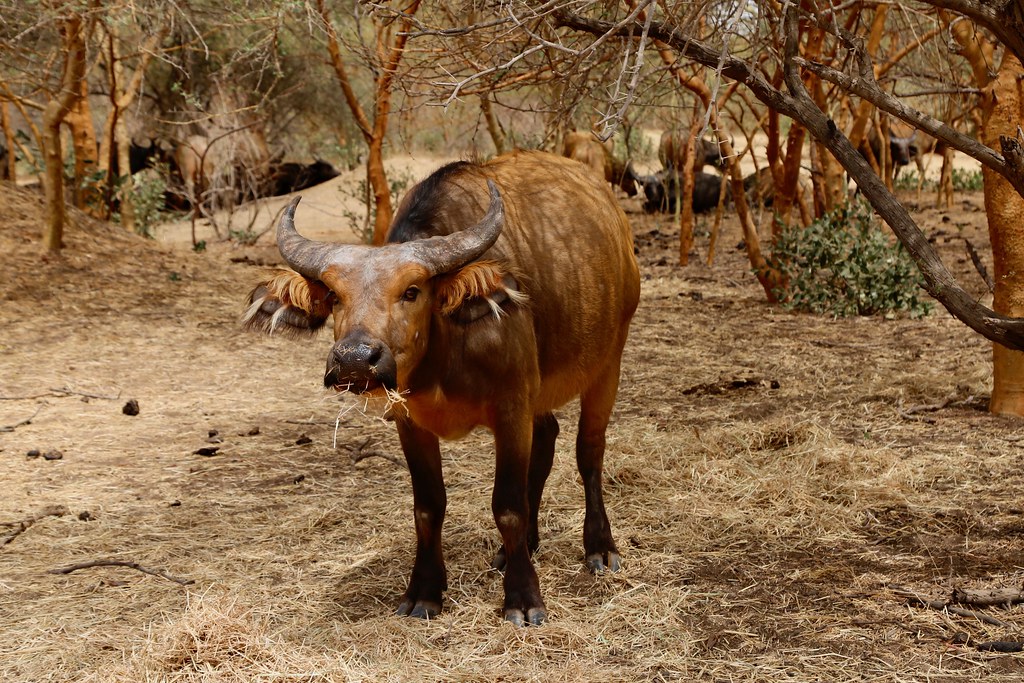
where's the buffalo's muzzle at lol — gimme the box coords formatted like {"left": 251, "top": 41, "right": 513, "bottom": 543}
{"left": 324, "top": 333, "right": 398, "bottom": 393}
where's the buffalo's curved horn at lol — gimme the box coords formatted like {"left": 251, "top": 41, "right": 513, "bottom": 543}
{"left": 277, "top": 196, "right": 339, "bottom": 279}
{"left": 411, "top": 180, "right": 505, "bottom": 276}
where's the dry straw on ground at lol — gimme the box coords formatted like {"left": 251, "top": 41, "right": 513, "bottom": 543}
{"left": 1, "top": 180, "right": 1023, "bottom": 682}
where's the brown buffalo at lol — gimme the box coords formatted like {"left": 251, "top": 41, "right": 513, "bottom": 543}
{"left": 659, "top": 130, "right": 724, "bottom": 173}
{"left": 561, "top": 131, "right": 640, "bottom": 196}
{"left": 243, "top": 151, "right": 641, "bottom": 626}
{"left": 174, "top": 134, "right": 214, "bottom": 205}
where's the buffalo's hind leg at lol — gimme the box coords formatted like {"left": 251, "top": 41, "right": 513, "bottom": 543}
{"left": 395, "top": 418, "right": 447, "bottom": 619}
{"left": 577, "top": 360, "right": 624, "bottom": 574}
{"left": 491, "top": 412, "right": 558, "bottom": 571}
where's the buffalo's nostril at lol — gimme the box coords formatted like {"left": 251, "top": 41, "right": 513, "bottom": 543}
{"left": 364, "top": 343, "right": 382, "bottom": 366}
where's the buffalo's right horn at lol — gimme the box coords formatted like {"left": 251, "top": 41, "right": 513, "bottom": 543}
{"left": 277, "top": 196, "right": 339, "bottom": 279}
{"left": 410, "top": 180, "right": 505, "bottom": 276}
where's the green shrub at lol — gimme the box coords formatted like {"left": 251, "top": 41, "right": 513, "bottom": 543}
{"left": 952, "top": 167, "right": 984, "bottom": 191}
{"left": 893, "top": 169, "right": 936, "bottom": 192}
{"left": 769, "top": 199, "right": 932, "bottom": 318}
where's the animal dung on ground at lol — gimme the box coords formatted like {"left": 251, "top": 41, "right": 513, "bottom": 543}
{"left": 43, "top": 450, "right": 63, "bottom": 461}
{"left": 193, "top": 446, "right": 220, "bottom": 456}
{"left": 122, "top": 399, "right": 140, "bottom": 416}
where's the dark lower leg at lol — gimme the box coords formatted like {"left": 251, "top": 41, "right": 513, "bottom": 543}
{"left": 396, "top": 420, "right": 447, "bottom": 618}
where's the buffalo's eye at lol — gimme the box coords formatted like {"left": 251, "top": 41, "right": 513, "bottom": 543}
{"left": 402, "top": 286, "right": 420, "bottom": 302}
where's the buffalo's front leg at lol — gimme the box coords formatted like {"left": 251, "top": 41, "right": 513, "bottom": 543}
{"left": 395, "top": 418, "right": 447, "bottom": 619}
{"left": 492, "top": 412, "right": 558, "bottom": 571}
{"left": 492, "top": 408, "right": 546, "bottom": 626}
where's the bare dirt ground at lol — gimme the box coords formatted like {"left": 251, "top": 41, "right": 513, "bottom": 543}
{"left": 2, "top": 164, "right": 1023, "bottom": 682}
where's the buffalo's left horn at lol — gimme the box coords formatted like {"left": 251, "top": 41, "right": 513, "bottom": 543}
{"left": 412, "top": 180, "right": 505, "bottom": 276}
{"left": 277, "top": 196, "right": 338, "bottom": 279}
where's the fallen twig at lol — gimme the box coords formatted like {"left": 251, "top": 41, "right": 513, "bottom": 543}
{"left": 975, "top": 640, "right": 1024, "bottom": 653}
{"left": 345, "top": 437, "right": 405, "bottom": 468}
{"left": 952, "top": 586, "right": 1024, "bottom": 608}
{"left": 897, "top": 409, "right": 937, "bottom": 424}
{"left": 49, "top": 386, "right": 122, "bottom": 401}
{"left": 892, "top": 585, "right": 1011, "bottom": 627}
{"left": 1, "top": 505, "right": 69, "bottom": 546}
{"left": 682, "top": 377, "right": 779, "bottom": 396}
{"left": 0, "top": 405, "right": 41, "bottom": 432}
{"left": 1, "top": 387, "right": 122, "bottom": 401}
{"left": 49, "top": 559, "right": 194, "bottom": 585}
{"left": 900, "top": 397, "right": 953, "bottom": 415}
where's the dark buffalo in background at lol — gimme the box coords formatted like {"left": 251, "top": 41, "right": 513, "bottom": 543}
{"left": 266, "top": 159, "right": 340, "bottom": 197}
{"left": 743, "top": 167, "right": 775, "bottom": 207}
{"left": 641, "top": 169, "right": 731, "bottom": 214}
{"left": 561, "top": 131, "right": 640, "bottom": 197}
{"left": 860, "top": 128, "right": 919, "bottom": 181}
{"left": 658, "top": 130, "right": 725, "bottom": 173}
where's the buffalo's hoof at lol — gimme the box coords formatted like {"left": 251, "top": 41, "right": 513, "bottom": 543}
{"left": 586, "top": 551, "right": 621, "bottom": 574}
{"left": 504, "top": 607, "right": 546, "bottom": 626}
{"left": 396, "top": 598, "right": 441, "bottom": 619}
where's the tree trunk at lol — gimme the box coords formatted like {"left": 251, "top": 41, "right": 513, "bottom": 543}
{"left": 114, "top": 115, "right": 136, "bottom": 233}
{"left": 41, "top": 103, "right": 67, "bottom": 253}
{"left": 367, "top": 136, "right": 392, "bottom": 245}
{"left": 1, "top": 100, "right": 16, "bottom": 181}
{"left": 983, "top": 53, "right": 1024, "bottom": 415}
{"left": 481, "top": 95, "right": 506, "bottom": 156}
{"left": 678, "top": 116, "right": 700, "bottom": 266}
{"left": 41, "top": 15, "right": 87, "bottom": 256}
{"left": 66, "top": 76, "right": 99, "bottom": 211}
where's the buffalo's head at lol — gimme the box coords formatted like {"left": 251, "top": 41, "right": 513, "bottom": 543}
{"left": 243, "top": 182, "right": 523, "bottom": 396}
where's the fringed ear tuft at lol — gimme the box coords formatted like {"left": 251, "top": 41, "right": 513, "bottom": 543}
{"left": 241, "top": 269, "right": 335, "bottom": 337}
{"left": 435, "top": 260, "right": 528, "bottom": 323}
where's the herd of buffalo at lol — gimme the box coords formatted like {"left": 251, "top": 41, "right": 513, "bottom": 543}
{"left": 562, "top": 127, "right": 936, "bottom": 215}
{"left": 0, "top": 124, "right": 934, "bottom": 219}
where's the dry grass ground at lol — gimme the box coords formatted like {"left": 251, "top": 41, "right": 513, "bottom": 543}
{"left": 1, "top": 172, "right": 1023, "bottom": 682}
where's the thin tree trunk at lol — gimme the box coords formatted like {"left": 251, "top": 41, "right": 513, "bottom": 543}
{"left": 316, "top": 0, "right": 421, "bottom": 246}
{"left": 678, "top": 115, "right": 700, "bottom": 266}
{"left": 42, "top": 16, "right": 87, "bottom": 256}
{"left": 481, "top": 95, "right": 506, "bottom": 156}
{"left": 1, "top": 100, "right": 15, "bottom": 181}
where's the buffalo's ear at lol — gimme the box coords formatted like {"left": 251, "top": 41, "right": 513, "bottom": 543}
{"left": 242, "top": 269, "right": 334, "bottom": 336}
{"left": 434, "top": 260, "right": 528, "bottom": 323}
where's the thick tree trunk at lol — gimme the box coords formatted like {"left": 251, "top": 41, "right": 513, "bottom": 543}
{"left": 983, "top": 53, "right": 1024, "bottom": 415}
{"left": 66, "top": 77, "right": 98, "bottom": 211}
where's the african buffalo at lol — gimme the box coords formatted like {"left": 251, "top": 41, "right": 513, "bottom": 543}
{"left": 243, "top": 151, "right": 641, "bottom": 626}
{"left": 659, "top": 130, "right": 724, "bottom": 173}
{"left": 860, "top": 129, "right": 920, "bottom": 181}
{"left": 561, "top": 131, "right": 640, "bottom": 196}
{"left": 267, "top": 159, "right": 340, "bottom": 196}
{"left": 641, "top": 169, "right": 731, "bottom": 214}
